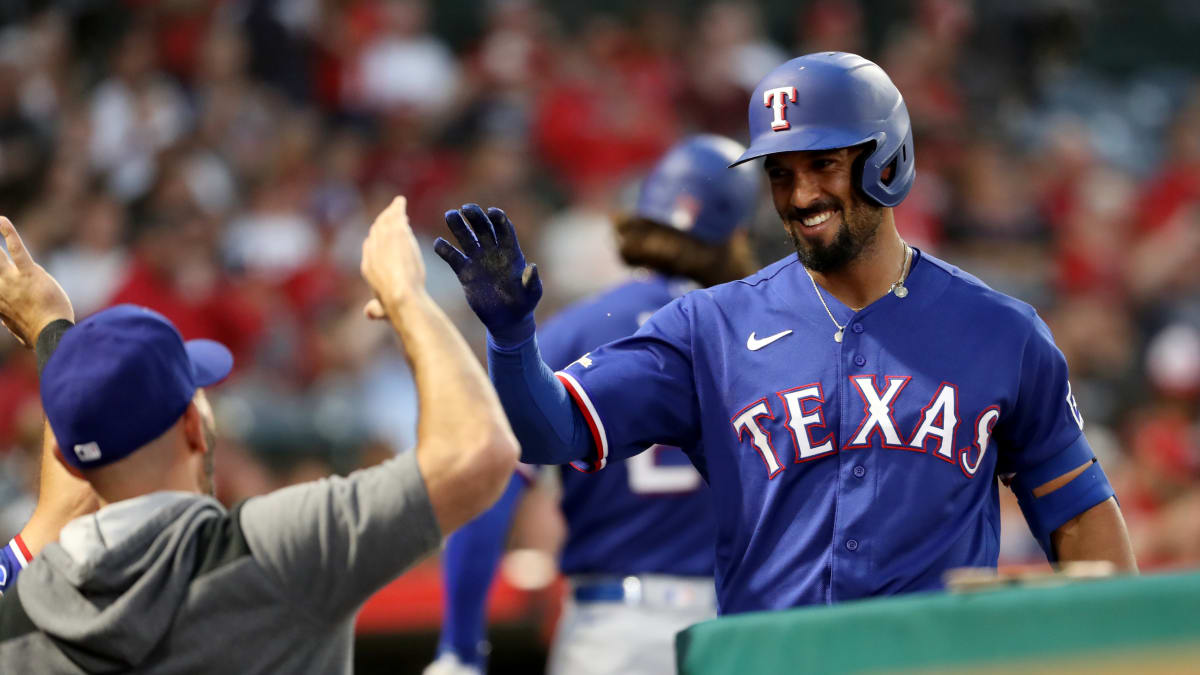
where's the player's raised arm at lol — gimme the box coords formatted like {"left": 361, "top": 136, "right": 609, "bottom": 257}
{"left": 0, "top": 216, "right": 98, "bottom": 587}
{"left": 435, "top": 205, "right": 598, "bottom": 466}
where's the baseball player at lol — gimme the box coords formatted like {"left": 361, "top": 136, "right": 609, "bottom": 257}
{"left": 435, "top": 52, "right": 1136, "bottom": 617}
{"left": 428, "top": 135, "right": 760, "bottom": 675}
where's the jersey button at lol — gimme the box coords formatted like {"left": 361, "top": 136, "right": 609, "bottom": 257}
{"left": 853, "top": 465, "right": 866, "bottom": 478}
{"left": 846, "top": 539, "right": 859, "bottom": 551}
{"left": 853, "top": 355, "right": 866, "bottom": 367}
{"left": 852, "top": 323, "right": 864, "bottom": 334}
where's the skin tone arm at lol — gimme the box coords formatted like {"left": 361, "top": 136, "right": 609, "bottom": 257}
{"left": 1035, "top": 462, "right": 1138, "bottom": 572}
{"left": 19, "top": 424, "right": 99, "bottom": 556}
{"left": 361, "top": 197, "right": 520, "bottom": 534}
{"left": 0, "top": 217, "right": 99, "bottom": 556}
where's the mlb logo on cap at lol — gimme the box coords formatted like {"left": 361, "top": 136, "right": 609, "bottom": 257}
{"left": 73, "top": 442, "right": 102, "bottom": 463}
{"left": 41, "top": 305, "right": 234, "bottom": 469}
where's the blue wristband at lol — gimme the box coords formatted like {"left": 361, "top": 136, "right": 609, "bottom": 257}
{"left": 486, "top": 313, "right": 537, "bottom": 351}
{"left": 1013, "top": 459, "right": 1115, "bottom": 561}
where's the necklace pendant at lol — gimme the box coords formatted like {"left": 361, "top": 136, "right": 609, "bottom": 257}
{"left": 894, "top": 285, "right": 908, "bottom": 298}
{"left": 834, "top": 329, "right": 843, "bottom": 343}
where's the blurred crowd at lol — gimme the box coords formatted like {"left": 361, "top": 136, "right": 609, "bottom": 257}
{"left": 0, "top": 0, "right": 1196, "bottom": 578}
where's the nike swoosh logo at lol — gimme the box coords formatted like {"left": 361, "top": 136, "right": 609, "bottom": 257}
{"left": 747, "top": 330, "right": 793, "bottom": 351}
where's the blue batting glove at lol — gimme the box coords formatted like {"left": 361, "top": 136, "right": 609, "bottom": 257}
{"left": 435, "top": 204, "right": 542, "bottom": 348}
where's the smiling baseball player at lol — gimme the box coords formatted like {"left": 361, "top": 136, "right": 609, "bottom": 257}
{"left": 434, "top": 52, "right": 1136, "bottom": 616}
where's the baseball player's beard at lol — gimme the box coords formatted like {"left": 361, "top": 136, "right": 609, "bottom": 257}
{"left": 785, "top": 198, "right": 883, "bottom": 274}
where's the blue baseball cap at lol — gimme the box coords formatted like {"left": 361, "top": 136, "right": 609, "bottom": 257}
{"left": 41, "top": 304, "right": 234, "bottom": 469}
{"left": 634, "top": 134, "right": 760, "bottom": 244}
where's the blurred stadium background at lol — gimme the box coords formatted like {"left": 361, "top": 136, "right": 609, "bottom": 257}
{"left": 0, "top": 0, "right": 1196, "bottom": 671}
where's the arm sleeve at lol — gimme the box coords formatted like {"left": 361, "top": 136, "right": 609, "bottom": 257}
{"left": 237, "top": 449, "right": 442, "bottom": 621}
{"left": 489, "top": 296, "right": 700, "bottom": 472}
{"left": 437, "top": 474, "right": 527, "bottom": 667}
{"left": 552, "top": 296, "right": 701, "bottom": 472}
{"left": 486, "top": 337, "right": 598, "bottom": 466}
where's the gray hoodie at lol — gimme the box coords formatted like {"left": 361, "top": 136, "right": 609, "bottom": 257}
{"left": 0, "top": 450, "right": 440, "bottom": 673}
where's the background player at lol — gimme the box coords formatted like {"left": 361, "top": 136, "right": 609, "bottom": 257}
{"left": 426, "top": 135, "right": 760, "bottom": 675}
{"left": 434, "top": 52, "right": 1136, "bottom": 616}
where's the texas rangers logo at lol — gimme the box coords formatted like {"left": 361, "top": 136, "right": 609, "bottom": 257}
{"left": 763, "top": 86, "right": 798, "bottom": 131}
{"left": 732, "top": 377, "right": 1003, "bottom": 480}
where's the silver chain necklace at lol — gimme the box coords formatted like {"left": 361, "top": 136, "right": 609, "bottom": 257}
{"left": 805, "top": 243, "right": 912, "bottom": 343}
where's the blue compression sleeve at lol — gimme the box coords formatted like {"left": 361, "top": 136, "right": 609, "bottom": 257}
{"left": 487, "top": 336, "right": 595, "bottom": 465}
{"left": 438, "top": 475, "right": 527, "bottom": 666}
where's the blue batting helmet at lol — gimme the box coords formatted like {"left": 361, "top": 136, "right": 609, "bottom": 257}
{"left": 731, "top": 52, "right": 915, "bottom": 207}
{"left": 635, "top": 134, "right": 760, "bottom": 244}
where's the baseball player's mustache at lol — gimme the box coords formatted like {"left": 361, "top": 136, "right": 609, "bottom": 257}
{"left": 787, "top": 199, "right": 844, "bottom": 224}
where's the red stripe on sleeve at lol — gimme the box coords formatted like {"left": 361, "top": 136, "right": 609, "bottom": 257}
{"left": 555, "top": 373, "right": 605, "bottom": 473}
{"left": 13, "top": 534, "right": 31, "bottom": 565}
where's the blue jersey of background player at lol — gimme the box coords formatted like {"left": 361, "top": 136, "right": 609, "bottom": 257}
{"left": 429, "top": 135, "right": 761, "bottom": 674}
{"left": 434, "top": 52, "right": 1137, "bottom": 618}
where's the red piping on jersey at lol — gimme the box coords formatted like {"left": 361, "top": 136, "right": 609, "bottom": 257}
{"left": 12, "top": 534, "right": 31, "bottom": 566}
{"left": 556, "top": 372, "right": 607, "bottom": 473}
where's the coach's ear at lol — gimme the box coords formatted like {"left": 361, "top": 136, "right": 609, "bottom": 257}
{"left": 181, "top": 401, "right": 209, "bottom": 456}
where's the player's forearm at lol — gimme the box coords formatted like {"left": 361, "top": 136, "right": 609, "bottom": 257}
{"left": 439, "top": 474, "right": 526, "bottom": 666}
{"left": 385, "top": 291, "right": 519, "bottom": 533}
{"left": 1052, "top": 497, "right": 1138, "bottom": 573}
{"left": 487, "top": 338, "right": 594, "bottom": 465}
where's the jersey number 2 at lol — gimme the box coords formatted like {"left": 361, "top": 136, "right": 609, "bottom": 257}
{"left": 628, "top": 445, "right": 703, "bottom": 495}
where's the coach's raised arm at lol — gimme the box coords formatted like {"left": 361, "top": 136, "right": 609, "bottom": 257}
{"left": 0, "top": 197, "right": 519, "bottom": 674}
{"left": 238, "top": 194, "right": 520, "bottom": 614}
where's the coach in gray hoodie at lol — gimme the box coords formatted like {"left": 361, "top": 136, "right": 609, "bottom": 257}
{"left": 0, "top": 197, "right": 519, "bottom": 673}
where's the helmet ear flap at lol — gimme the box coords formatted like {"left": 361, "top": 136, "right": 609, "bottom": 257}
{"left": 850, "top": 141, "right": 882, "bottom": 206}
{"left": 858, "top": 130, "right": 914, "bottom": 207}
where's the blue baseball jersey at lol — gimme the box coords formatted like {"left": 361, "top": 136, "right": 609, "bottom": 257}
{"left": 539, "top": 274, "right": 716, "bottom": 577}
{"left": 0, "top": 535, "right": 30, "bottom": 595}
{"left": 556, "top": 251, "right": 1098, "bottom": 614}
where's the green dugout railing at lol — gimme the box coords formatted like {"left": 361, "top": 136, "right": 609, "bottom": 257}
{"left": 676, "top": 572, "right": 1200, "bottom": 674}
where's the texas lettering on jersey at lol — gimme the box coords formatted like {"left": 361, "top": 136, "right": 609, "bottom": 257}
{"left": 732, "top": 378, "right": 1004, "bottom": 480}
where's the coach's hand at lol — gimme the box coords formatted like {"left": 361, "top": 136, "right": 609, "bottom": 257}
{"left": 362, "top": 196, "right": 427, "bottom": 318}
{"left": 435, "top": 204, "right": 542, "bottom": 347}
{"left": 0, "top": 217, "right": 73, "bottom": 348}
